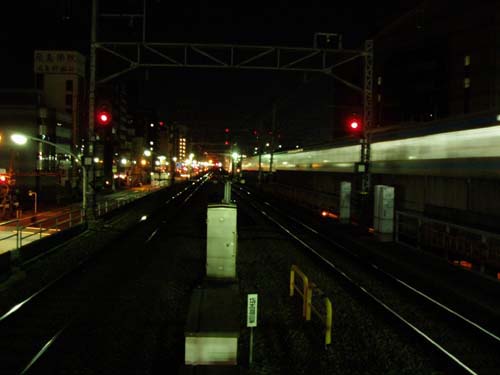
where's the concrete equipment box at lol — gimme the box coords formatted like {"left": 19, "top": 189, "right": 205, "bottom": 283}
{"left": 206, "top": 203, "right": 238, "bottom": 279}
{"left": 184, "top": 283, "right": 240, "bottom": 365}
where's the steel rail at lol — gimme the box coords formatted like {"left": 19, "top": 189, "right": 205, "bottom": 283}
{"left": 234, "top": 186, "right": 499, "bottom": 375}
{"left": 0, "top": 176, "right": 209, "bottom": 374}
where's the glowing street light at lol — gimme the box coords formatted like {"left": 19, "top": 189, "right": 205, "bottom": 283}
{"left": 11, "top": 134, "right": 28, "bottom": 145}
{"left": 11, "top": 133, "right": 88, "bottom": 213}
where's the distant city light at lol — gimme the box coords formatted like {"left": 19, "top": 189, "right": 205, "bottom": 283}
{"left": 144, "top": 150, "right": 152, "bottom": 157}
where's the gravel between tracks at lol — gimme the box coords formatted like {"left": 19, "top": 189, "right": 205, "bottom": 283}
{"left": 235, "top": 197, "right": 436, "bottom": 375}
{"left": 0, "top": 181, "right": 439, "bottom": 374}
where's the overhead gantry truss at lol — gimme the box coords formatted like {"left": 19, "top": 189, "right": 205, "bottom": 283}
{"left": 95, "top": 42, "right": 368, "bottom": 93}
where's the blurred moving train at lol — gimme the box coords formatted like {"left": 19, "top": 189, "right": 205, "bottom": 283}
{"left": 242, "top": 112, "right": 500, "bottom": 179}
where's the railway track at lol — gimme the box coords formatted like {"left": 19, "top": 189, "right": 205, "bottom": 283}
{"left": 2, "top": 175, "right": 498, "bottom": 374}
{"left": 234, "top": 184, "right": 500, "bottom": 374}
{"left": 0, "top": 176, "right": 209, "bottom": 374}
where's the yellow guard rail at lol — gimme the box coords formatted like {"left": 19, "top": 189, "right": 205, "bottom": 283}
{"left": 290, "top": 264, "right": 333, "bottom": 346}
{"left": 290, "top": 264, "right": 312, "bottom": 319}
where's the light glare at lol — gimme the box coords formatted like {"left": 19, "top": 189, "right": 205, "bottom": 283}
{"left": 11, "top": 134, "right": 28, "bottom": 145}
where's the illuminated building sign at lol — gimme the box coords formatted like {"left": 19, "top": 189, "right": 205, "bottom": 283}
{"left": 34, "top": 50, "right": 86, "bottom": 77}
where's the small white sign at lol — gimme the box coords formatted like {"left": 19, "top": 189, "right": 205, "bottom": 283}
{"left": 247, "top": 294, "right": 258, "bottom": 327}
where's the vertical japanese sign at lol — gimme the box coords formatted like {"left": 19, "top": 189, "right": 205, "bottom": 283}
{"left": 247, "top": 294, "right": 258, "bottom": 327}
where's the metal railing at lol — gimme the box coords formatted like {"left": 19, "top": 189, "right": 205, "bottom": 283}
{"left": 290, "top": 264, "right": 333, "bottom": 346}
{"left": 17, "top": 208, "right": 85, "bottom": 249}
{"left": 290, "top": 264, "right": 312, "bottom": 319}
{"left": 309, "top": 283, "right": 333, "bottom": 346}
{"left": 395, "top": 210, "right": 500, "bottom": 268}
{"left": 0, "top": 186, "right": 161, "bottom": 254}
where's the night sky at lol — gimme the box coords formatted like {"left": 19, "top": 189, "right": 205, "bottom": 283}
{"left": 1, "top": 1, "right": 420, "bottom": 152}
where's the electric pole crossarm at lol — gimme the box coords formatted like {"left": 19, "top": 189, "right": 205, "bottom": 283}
{"left": 190, "top": 45, "right": 228, "bottom": 66}
{"left": 96, "top": 42, "right": 365, "bottom": 75}
{"left": 98, "top": 44, "right": 136, "bottom": 65}
{"left": 329, "top": 53, "right": 366, "bottom": 70}
{"left": 143, "top": 44, "right": 182, "bottom": 65}
{"left": 281, "top": 50, "right": 321, "bottom": 69}
{"left": 237, "top": 48, "right": 275, "bottom": 66}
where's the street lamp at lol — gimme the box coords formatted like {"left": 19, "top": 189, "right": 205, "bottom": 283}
{"left": 28, "top": 190, "right": 37, "bottom": 214}
{"left": 11, "top": 133, "right": 88, "bottom": 214}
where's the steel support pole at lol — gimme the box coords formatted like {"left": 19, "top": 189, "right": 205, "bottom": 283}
{"left": 87, "top": 0, "right": 97, "bottom": 221}
{"left": 82, "top": 164, "right": 87, "bottom": 213}
{"left": 359, "top": 39, "right": 374, "bottom": 227}
{"left": 257, "top": 120, "right": 263, "bottom": 185}
{"left": 269, "top": 102, "right": 277, "bottom": 175}
{"left": 362, "top": 39, "right": 373, "bottom": 194}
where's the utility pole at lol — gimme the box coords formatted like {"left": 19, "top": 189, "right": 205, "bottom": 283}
{"left": 358, "top": 39, "right": 374, "bottom": 226}
{"left": 361, "top": 39, "right": 373, "bottom": 195}
{"left": 269, "top": 102, "right": 277, "bottom": 175}
{"left": 257, "top": 120, "right": 263, "bottom": 185}
{"left": 87, "top": 0, "right": 98, "bottom": 221}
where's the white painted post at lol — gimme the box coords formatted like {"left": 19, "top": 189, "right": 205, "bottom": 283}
{"left": 339, "top": 181, "right": 351, "bottom": 224}
{"left": 247, "top": 294, "right": 258, "bottom": 365}
{"left": 374, "top": 185, "right": 395, "bottom": 241}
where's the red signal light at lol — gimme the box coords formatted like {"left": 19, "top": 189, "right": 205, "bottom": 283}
{"left": 224, "top": 140, "right": 229, "bottom": 145}
{"left": 97, "top": 110, "right": 112, "bottom": 125}
{"left": 159, "top": 121, "right": 164, "bottom": 126}
{"left": 225, "top": 128, "right": 230, "bottom": 133}
{"left": 347, "top": 116, "right": 362, "bottom": 135}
